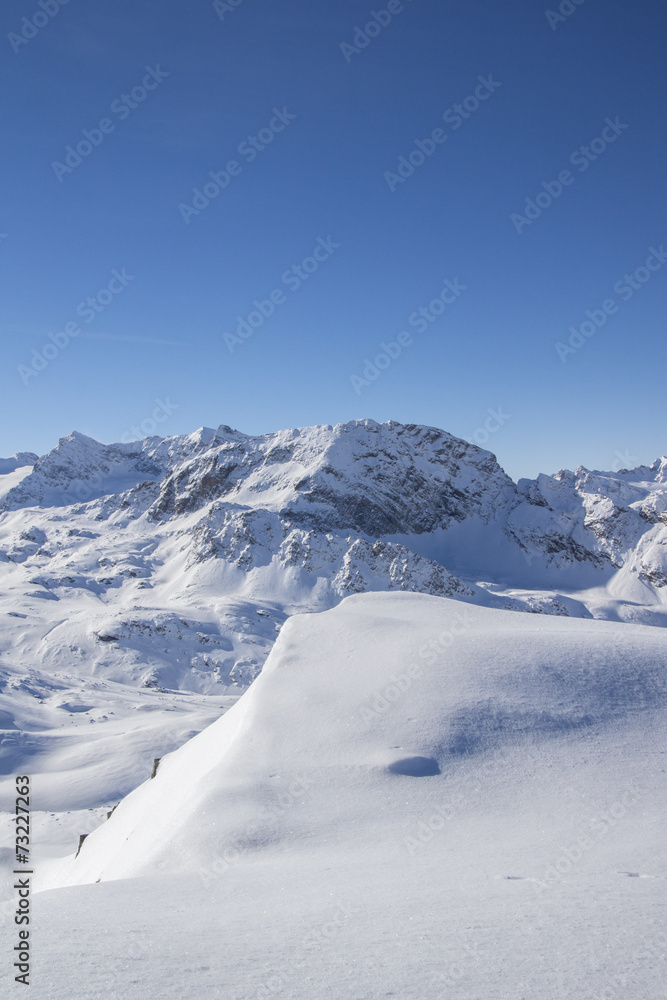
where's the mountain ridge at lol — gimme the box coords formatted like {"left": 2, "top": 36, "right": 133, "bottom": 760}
{"left": 1, "top": 417, "right": 666, "bottom": 722}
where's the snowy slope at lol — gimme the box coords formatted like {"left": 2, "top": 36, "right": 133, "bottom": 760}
{"left": 24, "top": 593, "right": 667, "bottom": 1000}
{"left": 0, "top": 452, "right": 37, "bottom": 503}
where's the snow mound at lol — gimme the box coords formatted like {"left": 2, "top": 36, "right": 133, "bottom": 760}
{"left": 42, "top": 592, "right": 667, "bottom": 889}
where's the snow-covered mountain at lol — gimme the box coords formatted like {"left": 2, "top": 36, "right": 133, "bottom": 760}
{"left": 2, "top": 419, "right": 666, "bottom": 642}
{"left": 2, "top": 419, "right": 667, "bottom": 704}
{"left": 0, "top": 419, "right": 665, "bottom": 868}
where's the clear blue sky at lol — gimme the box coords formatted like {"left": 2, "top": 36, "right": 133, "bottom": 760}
{"left": 1, "top": 0, "right": 665, "bottom": 480}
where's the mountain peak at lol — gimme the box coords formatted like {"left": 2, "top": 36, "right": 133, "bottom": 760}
{"left": 0, "top": 451, "right": 39, "bottom": 475}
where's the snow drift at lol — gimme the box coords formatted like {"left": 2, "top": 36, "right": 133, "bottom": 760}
{"left": 44, "top": 592, "right": 667, "bottom": 888}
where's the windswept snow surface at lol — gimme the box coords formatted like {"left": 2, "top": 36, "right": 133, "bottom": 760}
{"left": 22, "top": 593, "right": 667, "bottom": 1000}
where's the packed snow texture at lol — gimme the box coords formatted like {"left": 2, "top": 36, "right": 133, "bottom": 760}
{"left": 17, "top": 593, "right": 667, "bottom": 999}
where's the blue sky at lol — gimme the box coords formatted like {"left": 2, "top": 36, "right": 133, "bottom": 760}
{"left": 1, "top": 0, "right": 665, "bottom": 480}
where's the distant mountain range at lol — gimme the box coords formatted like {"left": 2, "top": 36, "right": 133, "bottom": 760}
{"left": 1, "top": 418, "right": 666, "bottom": 704}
